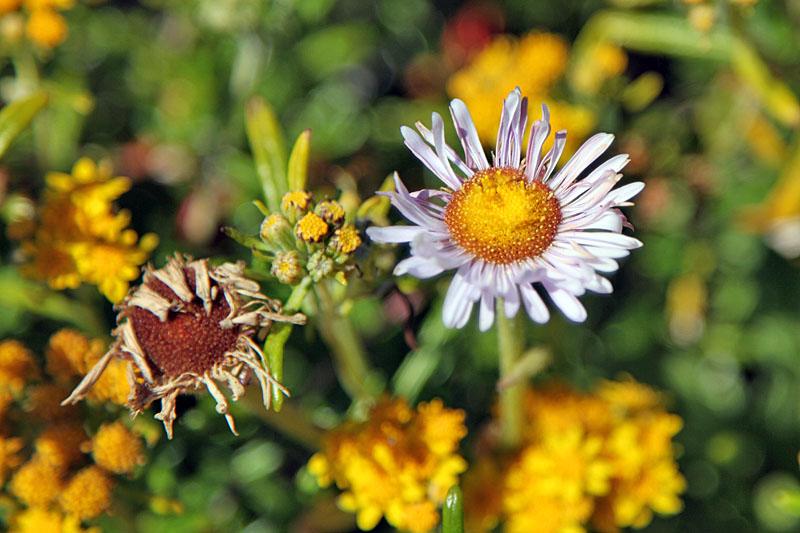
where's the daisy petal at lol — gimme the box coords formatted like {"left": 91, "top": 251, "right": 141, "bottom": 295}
{"left": 366, "top": 225, "right": 425, "bottom": 243}
{"left": 450, "top": 99, "right": 490, "bottom": 170}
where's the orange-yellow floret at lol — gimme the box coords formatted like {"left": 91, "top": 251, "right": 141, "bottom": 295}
{"left": 91, "top": 421, "right": 146, "bottom": 474}
{"left": 295, "top": 212, "right": 329, "bottom": 243}
{"left": 35, "top": 421, "right": 87, "bottom": 468}
{"left": 0, "top": 435, "right": 24, "bottom": 485}
{"left": 0, "top": 339, "right": 40, "bottom": 394}
{"left": 281, "top": 190, "right": 312, "bottom": 212}
{"left": 46, "top": 328, "right": 104, "bottom": 380}
{"left": 331, "top": 225, "right": 362, "bottom": 254}
{"left": 59, "top": 465, "right": 114, "bottom": 520}
{"left": 10, "top": 458, "right": 64, "bottom": 507}
{"left": 25, "top": 8, "right": 67, "bottom": 48}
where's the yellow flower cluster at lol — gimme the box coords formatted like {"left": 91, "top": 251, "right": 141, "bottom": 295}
{"left": 20, "top": 158, "right": 158, "bottom": 303}
{"left": 463, "top": 379, "right": 685, "bottom": 533}
{"left": 447, "top": 31, "right": 604, "bottom": 154}
{"left": 308, "top": 397, "right": 468, "bottom": 532}
{"left": 258, "top": 191, "right": 362, "bottom": 285}
{"left": 0, "top": 0, "right": 76, "bottom": 48}
{"left": 0, "top": 332, "right": 147, "bottom": 532}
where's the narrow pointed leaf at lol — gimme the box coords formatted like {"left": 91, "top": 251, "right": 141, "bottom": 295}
{"left": 0, "top": 90, "right": 48, "bottom": 160}
{"left": 287, "top": 129, "right": 311, "bottom": 191}
{"left": 245, "top": 96, "right": 287, "bottom": 210}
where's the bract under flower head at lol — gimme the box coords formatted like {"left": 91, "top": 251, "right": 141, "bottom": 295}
{"left": 63, "top": 253, "right": 306, "bottom": 438}
{"left": 367, "top": 88, "right": 644, "bottom": 331}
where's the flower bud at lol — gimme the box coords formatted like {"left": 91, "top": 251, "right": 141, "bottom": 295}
{"left": 271, "top": 251, "right": 304, "bottom": 285}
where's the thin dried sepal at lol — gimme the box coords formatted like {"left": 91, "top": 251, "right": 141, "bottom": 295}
{"left": 61, "top": 347, "right": 117, "bottom": 405}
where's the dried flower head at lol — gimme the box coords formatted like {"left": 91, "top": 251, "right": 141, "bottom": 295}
{"left": 63, "top": 253, "right": 306, "bottom": 438}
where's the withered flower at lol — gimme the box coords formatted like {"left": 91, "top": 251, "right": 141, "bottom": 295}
{"left": 63, "top": 253, "right": 306, "bottom": 438}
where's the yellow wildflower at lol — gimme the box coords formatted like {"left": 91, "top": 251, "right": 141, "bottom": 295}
{"left": 573, "top": 42, "right": 628, "bottom": 94}
{"left": 308, "top": 397, "right": 468, "bottom": 532}
{"left": 0, "top": 339, "right": 40, "bottom": 394}
{"left": 90, "top": 421, "right": 146, "bottom": 474}
{"left": 9, "top": 508, "right": 63, "bottom": 533}
{"left": 470, "top": 379, "right": 684, "bottom": 532}
{"left": 71, "top": 229, "right": 159, "bottom": 303}
{"left": 59, "top": 465, "right": 114, "bottom": 520}
{"left": 24, "top": 8, "right": 66, "bottom": 48}
{"left": 10, "top": 508, "right": 101, "bottom": 533}
{"left": 10, "top": 457, "right": 64, "bottom": 507}
{"left": 35, "top": 421, "right": 87, "bottom": 468}
{"left": 21, "top": 158, "right": 158, "bottom": 303}
{"left": 504, "top": 424, "right": 611, "bottom": 533}
{"left": 0, "top": 435, "right": 24, "bottom": 485}
{"left": 19, "top": 238, "right": 81, "bottom": 290}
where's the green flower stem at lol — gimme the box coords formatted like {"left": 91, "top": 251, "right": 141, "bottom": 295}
{"left": 314, "top": 280, "right": 376, "bottom": 402}
{"left": 241, "top": 388, "right": 322, "bottom": 450}
{"left": 264, "top": 278, "right": 311, "bottom": 411}
{"left": 497, "top": 300, "right": 525, "bottom": 450}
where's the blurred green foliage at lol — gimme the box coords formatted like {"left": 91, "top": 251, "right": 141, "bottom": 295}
{"left": 1, "top": 0, "right": 800, "bottom": 532}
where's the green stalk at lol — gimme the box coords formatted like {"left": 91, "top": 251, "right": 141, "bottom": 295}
{"left": 314, "top": 280, "right": 376, "bottom": 401}
{"left": 264, "top": 277, "right": 311, "bottom": 411}
{"left": 496, "top": 301, "right": 524, "bottom": 450}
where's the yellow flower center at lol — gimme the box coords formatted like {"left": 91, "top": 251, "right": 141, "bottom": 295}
{"left": 444, "top": 167, "right": 561, "bottom": 265}
{"left": 333, "top": 225, "right": 362, "bottom": 254}
{"left": 296, "top": 212, "right": 329, "bottom": 242}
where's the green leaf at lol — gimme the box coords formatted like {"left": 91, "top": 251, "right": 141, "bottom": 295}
{"left": 264, "top": 322, "right": 293, "bottom": 411}
{"left": 0, "top": 90, "right": 48, "bottom": 160}
{"left": 287, "top": 129, "right": 311, "bottom": 191}
{"left": 442, "top": 485, "right": 465, "bottom": 533}
{"left": 245, "top": 96, "right": 287, "bottom": 211}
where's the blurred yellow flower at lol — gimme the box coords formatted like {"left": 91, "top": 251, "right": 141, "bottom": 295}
{"left": 0, "top": 435, "right": 24, "bottom": 485}
{"left": 10, "top": 457, "right": 64, "bottom": 507}
{"left": 9, "top": 507, "right": 100, "bottom": 533}
{"left": 21, "top": 158, "right": 158, "bottom": 303}
{"left": 59, "top": 465, "right": 114, "bottom": 520}
{"left": 34, "top": 421, "right": 87, "bottom": 469}
{"left": 308, "top": 397, "right": 468, "bottom": 532}
{"left": 462, "top": 379, "right": 685, "bottom": 533}
{"left": 446, "top": 31, "right": 596, "bottom": 154}
{"left": 25, "top": 8, "right": 66, "bottom": 48}
{"left": 90, "top": 421, "right": 145, "bottom": 474}
{"left": 0, "top": 340, "right": 40, "bottom": 394}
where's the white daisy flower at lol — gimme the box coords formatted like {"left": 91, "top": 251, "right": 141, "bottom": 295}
{"left": 366, "top": 87, "right": 644, "bottom": 331}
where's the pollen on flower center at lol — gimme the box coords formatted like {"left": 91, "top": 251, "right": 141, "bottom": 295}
{"left": 444, "top": 167, "right": 562, "bottom": 264}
